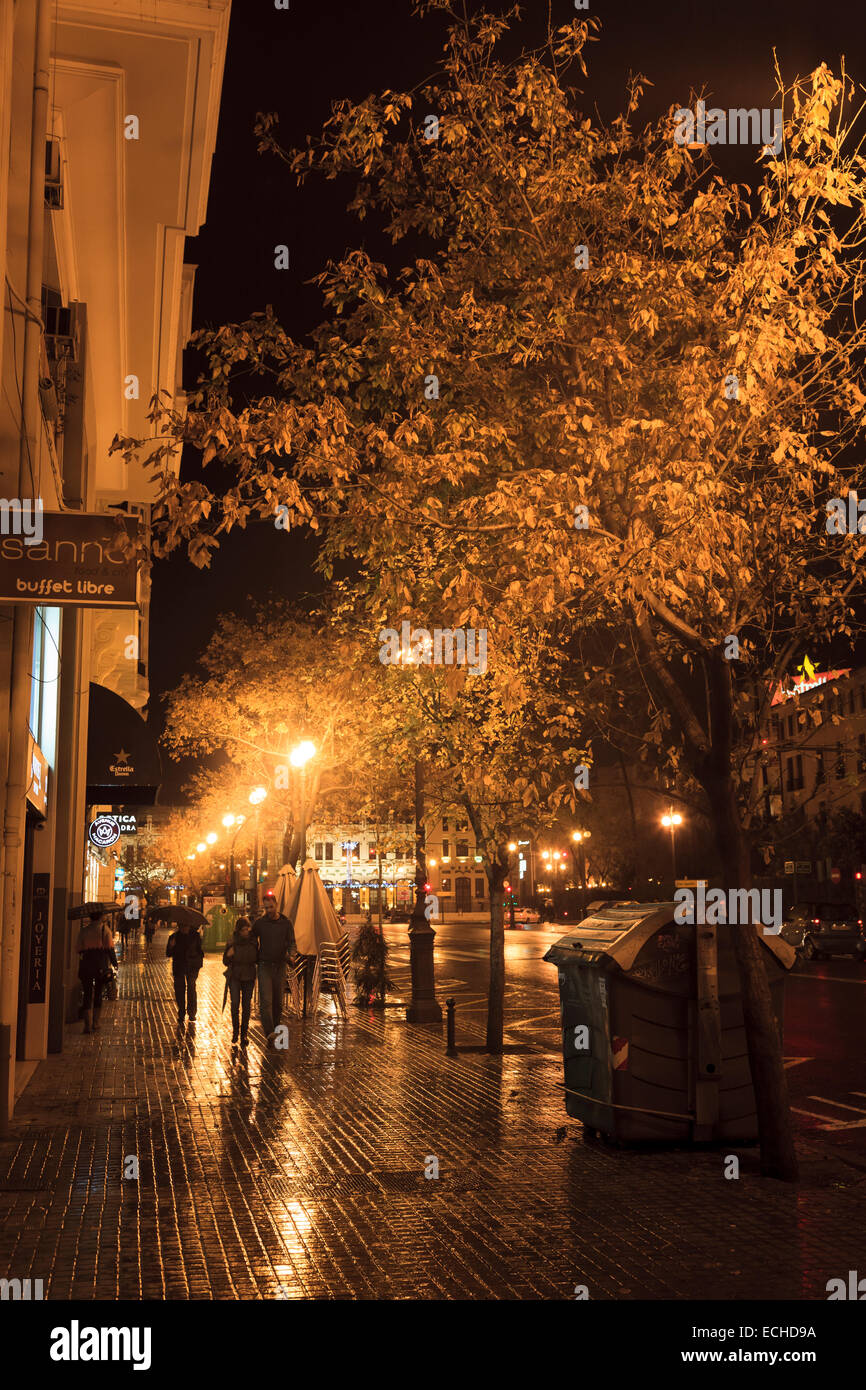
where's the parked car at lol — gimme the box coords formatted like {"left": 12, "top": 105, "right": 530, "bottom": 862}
{"left": 508, "top": 907, "right": 541, "bottom": 928}
{"left": 780, "top": 901, "right": 866, "bottom": 961}
{"left": 384, "top": 907, "right": 411, "bottom": 924}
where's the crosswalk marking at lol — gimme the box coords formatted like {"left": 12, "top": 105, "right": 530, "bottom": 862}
{"left": 807, "top": 1095, "right": 866, "bottom": 1115}
{"left": 791, "top": 1092, "right": 866, "bottom": 1130}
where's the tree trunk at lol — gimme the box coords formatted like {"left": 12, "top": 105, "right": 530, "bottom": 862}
{"left": 634, "top": 618, "right": 798, "bottom": 1180}
{"left": 486, "top": 861, "right": 507, "bottom": 1053}
{"left": 287, "top": 828, "right": 302, "bottom": 869}
{"left": 711, "top": 772, "right": 799, "bottom": 1181}
{"left": 617, "top": 751, "right": 643, "bottom": 893}
{"left": 377, "top": 851, "right": 384, "bottom": 934}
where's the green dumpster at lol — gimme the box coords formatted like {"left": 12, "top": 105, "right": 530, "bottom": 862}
{"left": 202, "top": 904, "right": 238, "bottom": 952}
{"left": 544, "top": 902, "right": 796, "bottom": 1143}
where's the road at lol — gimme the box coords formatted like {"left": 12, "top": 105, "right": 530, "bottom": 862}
{"left": 385, "top": 919, "right": 866, "bottom": 1162}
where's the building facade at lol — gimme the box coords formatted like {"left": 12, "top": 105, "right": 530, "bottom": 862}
{"left": 756, "top": 661, "right": 866, "bottom": 892}
{"left": 304, "top": 820, "right": 417, "bottom": 913}
{"left": 0, "top": 0, "right": 229, "bottom": 1124}
{"left": 425, "top": 811, "right": 488, "bottom": 913}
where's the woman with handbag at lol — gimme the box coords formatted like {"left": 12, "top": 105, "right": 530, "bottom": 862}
{"left": 76, "top": 910, "right": 118, "bottom": 1035}
{"left": 222, "top": 917, "right": 258, "bottom": 1047}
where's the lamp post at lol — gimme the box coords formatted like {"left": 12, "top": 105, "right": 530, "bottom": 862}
{"left": 249, "top": 787, "right": 267, "bottom": 910}
{"left": 507, "top": 842, "right": 518, "bottom": 928}
{"left": 571, "top": 830, "right": 591, "bottom": 918}
{"left": 661, "top": 807, "right": 683, "bottom": 887}
{"left": 341, "top": 840, "right": 358, "bottom": 915}
{"left": 407, "top": 758, "right": 442, "bottom": 1028}
{"left": 222, "top": 813, "right": 246, "bottom": 907}
{"left": 396, "top": 638, "right": 441, "bottom": 1027}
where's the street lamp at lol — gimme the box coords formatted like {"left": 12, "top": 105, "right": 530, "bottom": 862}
{"left": 505, "top": 841, "right": 519, "bottom": 928}
{"left": 196, "top": 842, "right": 207, "bottom": 854}
{"left": 661, "top": 807, "right": 683, "bottom": 885}
{"left": 205, "top": 832, "right": 217, "bottom": 845}
{"left": 289, "top": 741, "right": 316, "bottom": 768}
{"left": 391, "top": 644, "right": 441, "bottom": 1027}
{"left": 226, "top": 813, "right": 246, "bottom": 907}
{"left": 249, "top": 787, "right": 267, "bottom": 910}
{"left": 571, "top": 830, "right": 591, "bottom": 916}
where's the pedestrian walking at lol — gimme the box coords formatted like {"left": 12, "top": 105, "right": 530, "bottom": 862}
{"left": 222, "top": 917, "right": 258, "bottom": 1047}
{"left": 76, "top": 910, "right": 118, "bottom": 1035}
{"left": 143, "top": 912, "right": 156, "bottom": 947}
{"left": 252, "top": 894, "right": 297, "bottom": 1045}
{"left": 166, "top": 920, "right": 204, "bottom": 1029}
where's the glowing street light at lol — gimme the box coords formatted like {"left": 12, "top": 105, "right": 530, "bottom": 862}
{"left": 289, "top": 739, "right": 316, "bottom": 768}
{"left": 661, "top": 807, "right": 684, "bottom": 883}
{"left": 249, "top": 787, "right": 267, "bottom": 806}
{"left": 196, "top": 842, "right": 207, "bottom": 854}
{"left": 222, "top": 813, "right": 236, "bottom": 829}
{"left": 205, "top": 832, "right": 218, "bottom": 845}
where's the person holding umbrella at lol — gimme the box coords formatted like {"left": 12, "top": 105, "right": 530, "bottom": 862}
{"left": 222, "top": 917, "right": 258, "bottom": 1047}
{"left": 166, "top": 915, "right": 205, "bottom": 1030}
{"left": 75, "top": 908, "right": 118, "bottom": 1035}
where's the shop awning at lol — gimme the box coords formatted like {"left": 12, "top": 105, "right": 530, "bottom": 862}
{"left": 86, "top": 683, "right": 162, "bottom": 805}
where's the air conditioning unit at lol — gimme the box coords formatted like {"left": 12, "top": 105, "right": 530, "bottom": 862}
{"left": 44, "top": 302, "right": 81, "bottom": 361}
{"left": 44, "top": 139, "right": 63, "bottom": 209}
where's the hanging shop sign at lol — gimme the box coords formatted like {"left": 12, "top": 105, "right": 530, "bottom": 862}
{"left": 771, "top": 664, "right": 851, "bottom": 706}
{"left": 26, "top": 734, "right": 49, "bottom": 816}
{"left": 27, "top": 873, "right": 50, "bottom": 1003}
{"left": 88, "top": 815, "right": 121, "bottom": 849}
{"left": 0, "top": 512, "right": 140, "bottom": 608}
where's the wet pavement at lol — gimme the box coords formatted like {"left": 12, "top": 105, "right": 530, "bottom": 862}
{"left": 0, "top": 927, "right": 864, "bottom": 1300}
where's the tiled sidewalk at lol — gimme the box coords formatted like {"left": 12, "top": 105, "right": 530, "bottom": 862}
{"left": 0, "top": 943, "right": 863, "bottom": 1300}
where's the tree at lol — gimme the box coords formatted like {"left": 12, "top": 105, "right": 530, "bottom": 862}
{"left": 363, "top": 612, "right": 583, "bottom": 1052}
{"left": 115, "top": 6, "right": 866, "bottom": 1176}
{"left": 119, "top": 842, "right": 177, "bottom": 908}
{"left": 145, "top": 811, "right": 225, "bottom": 908}
{"left": 351, "top": 913, "right": 395, "bottom": 1006}
{"left": 161, "top": 602, "right": 378, "bottom": 866}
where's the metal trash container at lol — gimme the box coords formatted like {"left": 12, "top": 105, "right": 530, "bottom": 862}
{"left": 544, "top": 901, "right": 796, "bottom": 1143}
{"left": 202, "top": 905, "right": 237, "bottom": 952}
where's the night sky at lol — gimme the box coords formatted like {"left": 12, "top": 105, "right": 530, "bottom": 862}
{"left": 149, "top": 0, "right": 866, "bottom": 799}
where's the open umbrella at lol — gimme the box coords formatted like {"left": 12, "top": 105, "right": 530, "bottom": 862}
{"left": 146, "top": 905, "right": 208, "bottom": 928}
{"left": 67, "top": 902, "right": 124, "bottom": 920}
{"left": 283, "top": 859, "right": 343, "bottom": 956}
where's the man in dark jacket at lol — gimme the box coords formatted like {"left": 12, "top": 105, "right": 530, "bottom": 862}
{"left": 252, "top": 895, "right": 296, "bottom": 1043}
{"left": 166, "top": 921, "right": 204, "bottom": 1029}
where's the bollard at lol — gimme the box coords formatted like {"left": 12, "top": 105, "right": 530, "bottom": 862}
{"left": 445, "top": 997, "right": 457, "bottom": 1054}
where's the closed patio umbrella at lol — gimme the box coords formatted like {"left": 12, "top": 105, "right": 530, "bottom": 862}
{"left": 284, "top": 858, "right": 343, "bottom": 955}
{"left": 283, "top": 860, "right": 349, "bottom": 1016}
{"left": 273, "top": 861, "right": 297, "bottom": 918}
